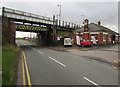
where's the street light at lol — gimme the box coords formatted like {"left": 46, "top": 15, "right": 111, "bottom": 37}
{"left": 57, "top": 4, "right": 61, "bottom": 21}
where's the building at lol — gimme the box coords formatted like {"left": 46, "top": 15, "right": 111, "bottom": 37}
{"left": 74, "top": 19, "right": 119, "bottom": 45}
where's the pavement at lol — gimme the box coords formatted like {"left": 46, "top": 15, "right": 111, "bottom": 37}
{"left": 16, "top": 40, "right": 118, "bottom": 86}
{"left": 49, "top": 44, "right": 119, "bottom": 52}
{"left": 49, "top": 44, "right": 119, "bottom": 66}
{"left": 17, "top": 51, "right": 23, "bottom": 85}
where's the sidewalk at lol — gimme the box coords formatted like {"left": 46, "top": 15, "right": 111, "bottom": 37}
{"left": 49, "top": 45, "right": 95, "bottom": 52}
{"left": 49, "top": 44, "right": 119, "bottom": 52}
{"left": 49, "top": 44, "right": 119, "bottom": 68}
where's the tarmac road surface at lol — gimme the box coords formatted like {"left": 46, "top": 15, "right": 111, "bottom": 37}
{"left": 17, "top": 40, "right": 118, "bottom": 86}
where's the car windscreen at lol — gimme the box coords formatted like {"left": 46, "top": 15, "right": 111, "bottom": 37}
{"left": 86, "top": 40, "right": 91, "bottom": 42}
{"left": 80, "top": 40, "right": 84, "bottom": 42}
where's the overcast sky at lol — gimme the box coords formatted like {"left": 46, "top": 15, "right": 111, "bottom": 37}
{"left": 1, "top": 1, "right": 119, "bottom": 33}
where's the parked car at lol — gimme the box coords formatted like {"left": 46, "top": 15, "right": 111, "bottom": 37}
{"left": 80, "top": 39, "right": 92, "bottom": 47}
{"left": 24, "top": 37, "right": 29, "bottom": 40}
{"left": 64, "top": 37, "right": 73, "bottom": 47}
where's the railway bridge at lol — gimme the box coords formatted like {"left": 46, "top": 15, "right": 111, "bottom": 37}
{"left": 2, "top": 7, "right": 81, "bottom": 46}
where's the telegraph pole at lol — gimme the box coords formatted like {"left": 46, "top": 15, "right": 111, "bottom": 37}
{"left": 53, "top": 15, "right": 56, "bottom": 46}
{"left": 57, "top": 4, "right": 61, "bottom": 26}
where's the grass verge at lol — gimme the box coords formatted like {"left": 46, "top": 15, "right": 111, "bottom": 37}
{"left": 0, "top": 46, "right": 2, "bottom": 71}
{"left": 0, "top": 46, "right": 2, "bottom": 86}
{"left": 2, "top": 45, "right": 20, "bottom": 85}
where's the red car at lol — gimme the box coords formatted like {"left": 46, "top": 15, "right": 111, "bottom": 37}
{"left": 80, "top": 39, "right": 92, "bottom": 47}
{"left": 24, "top": 37, "right": 29, "bottom": 40}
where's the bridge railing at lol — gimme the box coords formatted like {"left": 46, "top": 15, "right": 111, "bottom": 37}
{"left": 3, "top": 7, "right": 53, "bottom": 25}
{"left": 56, "top": 19, "right": 81, "bottom": 29}
{"left": 3, "top": 7, "right": 81, "bottom": 30}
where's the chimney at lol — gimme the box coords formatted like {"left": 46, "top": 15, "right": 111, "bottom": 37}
{"left": 98, "top": 21, "right": 101, "bottom": 25}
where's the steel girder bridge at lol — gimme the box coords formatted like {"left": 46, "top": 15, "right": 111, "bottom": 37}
{"left": 2, "top": 7, "right": 81, "bottom": 45}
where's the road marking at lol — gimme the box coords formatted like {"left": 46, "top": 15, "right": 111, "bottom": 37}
{"left": 22, "top": 51, "right": 32, "bottom": 86}
{"left": 68, "top": 49, "right": 79, "bottom": 52}
{"left": 32, "top": 48, "right": 36, "bottom": 51}
{"left": 113, "top": 67, "right": 117, "bottom": 69}
{"left": 49, "top": 56, "right": 66, "bottom": 67}
{"left": 89, "top": 51, "right": 94, "bottom": 52}
{"left": 112, "top": 59, "right": 120, "bottom": 69}
{"left": 83, "top": 77, "right": 101, "bottom": 87}
{"left": 22, "top": 42, "right": 36, "bottom": 51}
{"left": 38, "top": 51, "right": 44, "bottom": 54}
{"left": 25, "top": 42, "right": 31, "bottom": 45}
{"left": 22, "top": 55, "right": 26, "bottom": 85}
{"left": 22, "top": 43, "right": 26, "bottom": 45}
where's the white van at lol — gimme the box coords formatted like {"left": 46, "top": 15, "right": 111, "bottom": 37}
{"left": 64, "top": 37, "right": 73, "bottom": 46}
{"left": 76, "top": 36, "right": 80, "bottom": 45}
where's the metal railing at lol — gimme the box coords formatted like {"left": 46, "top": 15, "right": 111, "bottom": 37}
{"left": 2, "top": 7, "right": 81, "bottom": 29}
{"left": 3, "top": 7, "right": 53, "bottom": 25}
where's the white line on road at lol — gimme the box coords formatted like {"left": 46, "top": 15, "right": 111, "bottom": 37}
{"left": 22, "top": 43, "right": 26, "bottom": 45}
{"left": 32, "top": 48, "right": 36, "bottom": 51}
{"left": 83, "top": 77, "right": 101, "bottom": 87}
{"left": 38, "top": 51, "right": 44, "bottom": 54}
{"left": 49, "top": 56, "right": 66, "bottom": 67}
{"left": 22, "top": 42, "right": 36, "bottom": 51}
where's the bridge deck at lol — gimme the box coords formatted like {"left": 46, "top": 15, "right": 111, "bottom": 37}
{"left": 2, "top": 7, "right": 81, "bottom": 30}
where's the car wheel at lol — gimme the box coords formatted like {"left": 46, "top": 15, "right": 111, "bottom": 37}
{"left": 82, "top": 45, "right": 84, "bottom": 47}
{"left": 79, "top": 45, "right": 82, "bottom": 47}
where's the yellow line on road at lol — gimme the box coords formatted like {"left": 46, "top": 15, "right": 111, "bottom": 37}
{"left": 22, "top": 55, "right": 26, "bottom": 86}
{"left": 22, "top": 51, "right": 32, "bottom": 86}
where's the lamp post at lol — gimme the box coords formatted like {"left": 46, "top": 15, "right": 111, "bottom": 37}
{"left": 57, "top": 4, "right": 61, "bottom": 21}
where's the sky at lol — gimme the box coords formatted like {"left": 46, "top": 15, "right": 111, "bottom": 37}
{"left": 0, "top": 0, "right": 119, "bottom": 37}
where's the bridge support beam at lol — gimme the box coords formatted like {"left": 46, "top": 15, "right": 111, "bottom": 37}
{"left": 52, "top": 15, "right": 57, "bottom": 46}
{"left": 46, "top": 26, "right": 53, "bottom": 46}
{"left": 2, "top": 17, "right": 16, "bottom": 45}
{"left": 36, "top": 25, "right": 53, "bottom": 46}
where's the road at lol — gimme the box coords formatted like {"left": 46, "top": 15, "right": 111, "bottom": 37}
{"left": 17, "top": 40, "right": 118, "bottom": 86}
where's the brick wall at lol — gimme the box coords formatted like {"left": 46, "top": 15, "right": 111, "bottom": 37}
{"left": 74, "top": 33, "right": 77, "bottom": 44}
{"left": 2, "top": 17, "right": 16, "bottom": 45}
{"left": 82, "top": 33, "right": 91, "bottom": 40}
{"left": 105, "top": 34, "right": 108, "bottom": 44}
{"left": 97, "top": 32, "right": 103, "bottom": 44}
